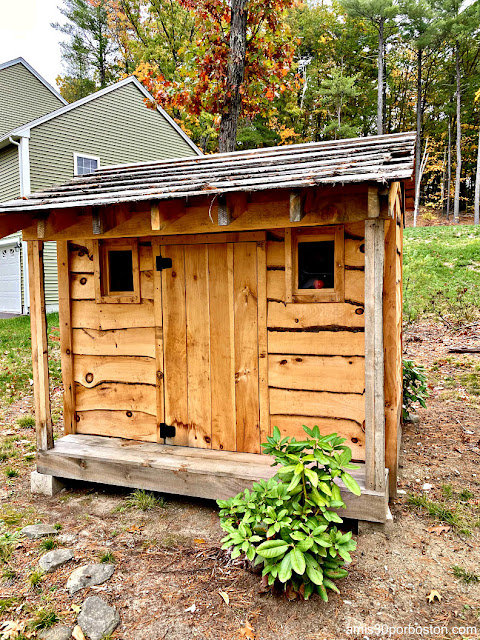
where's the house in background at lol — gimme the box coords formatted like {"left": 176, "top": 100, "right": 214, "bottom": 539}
{"left": 0, "top": 57, "right": 201, "bottom": 314}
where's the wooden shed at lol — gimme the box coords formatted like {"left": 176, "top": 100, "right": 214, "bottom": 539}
{"left": 0, "top": 132, "right": 415, "bottom": 523}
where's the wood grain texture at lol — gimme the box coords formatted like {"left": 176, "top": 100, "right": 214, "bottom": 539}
{"left": 73, "top": 355, "right": 156, "bottom": 388}
{"left": 70, "top": 241, "right": 94, "bottom": 273}
{"left": 256, "top": 241, "right": 270, "bottom": 445}
{"left": 345, "top": 269, "right": 365, "bottom": 305}
{"left": 36, "top": 434, "right": 388, "bottom": 521}
{"left": 28, "top": 241, "right": 53, "bottom": 451}
{"left": 209, "top": 244, "right": 236, "bottom": 452}
{"left": 75, "top": 382, "right": 156, "bottom": 415}
{"left": 71, "top": 300, "right": 154, "bottom": 330}
{"left": 267, "top": 301, "right": 365, "bottom": 329}
{"left": 71, "top": 273, "right": 95, "bottom": 300}
{"left": 234, "top": 242, "right": 261, "bottom": 453}
{"left": 185, "top": 244, "right": 212, "bottom": 448}
{"left": 72, "top": 327, "right": 156, "bottom": 357}
{"left": 267, "top": 330, "right": 365, "bottom": 356}
{"left": 152, "top": 241, "right": 165, "bottom": 443}
{"left": 345, "top": 238, "right": 365, "bottom": 267}
{"left": 269, "top": 388, "right": 365, "bottom": 424}
{"left": 161, "top": 244, "right": 189, "bottom": 446}
{"left": 270, "top": 415, "right": 365, "bottom": 461}
{"left": 75, "top": 410, "right": 157, "bottom": 441}
{"left": 268, "top": 355, "right": 365, "bottom": 393}
{"left": 140, "top": 270, "right": 154, "bottom": 300}
{"left": 57, "top": 241, "right": 75, "bottom": 435}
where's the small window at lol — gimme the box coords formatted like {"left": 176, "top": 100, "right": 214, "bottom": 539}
{"left": 74, "top": 153, "right": 100, "bottom": 176}
{"left": 285, "top": 227, "right": 345, "bottom": 303}
{"left": 93, "top": 239, "right": 140, "bottom": 303}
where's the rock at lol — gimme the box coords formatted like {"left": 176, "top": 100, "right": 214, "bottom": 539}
{"left": 39, "top": 549, "right": 74, "bottom": 573}
{"left": 67, "top": 564, "right": 115, "bottom": 595}
{"left": 77, "top": 596, "right": 120, "bottom": 640}
{"left": 422, "top": 483, "right": 433, "bottom": 491}
{"left": 39, "top": 625, "right": 72, "bottom": 640}
{"left": 58, "top": 533, "right": 77, "bottom": 545}
{"left": 21, "top": 524, "right": 58, "bottom": 540}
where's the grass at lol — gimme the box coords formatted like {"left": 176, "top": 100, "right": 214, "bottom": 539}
{"left": 0, "top": 313, "right": 62, "bottom": 408}
{"left": 2, "top": 566, "right": 16, "bottom": 580}
{"left": 4, "top": 467, "right": 19, "bottom": 478}
{"left": 99, "top": 550, "right": 115, "bottom": 563}
{"left": 16, "top": 415, "right": 35, "bottom": 428}
{"left": 403, "top": 225, "right": 480, "bottom": 325}
{"left": 29, "top": 608, "right": 59, "bottom": 630}
{"left": 407, "top": 492, "right": 479, "bottom": 535}
{"left": 0, "top": 529, "right": 22, "bottom": 563}
{"left": 39, "top": 537, "right": 57, "bottom": 552}
{"left": 0, "top": 596, "right": 18, "bottom": 613}
{"left": 27, "top": 569, "right": 44, "bottom": 590}
{"left": 453, "top": 565, "right": 480, "bottom": 584}
{"left": 125, "top": 489, "right": 167, "bottom": 511}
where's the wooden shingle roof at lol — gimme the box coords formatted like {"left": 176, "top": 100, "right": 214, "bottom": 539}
{"left": 0, "top": 132, "right": 415, "bottom": 213}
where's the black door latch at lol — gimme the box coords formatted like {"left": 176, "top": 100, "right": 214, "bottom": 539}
{"left": 156, "top": 255, "right": 173, "bottom": 271}
{"left": 160, "top": 423, "right": 176, "bottom": 439}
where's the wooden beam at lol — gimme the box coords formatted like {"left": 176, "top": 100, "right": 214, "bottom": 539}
{"left": 57, "top": 241, "right": 75, "bottom": 435}
{"left": 0, "top": 213, "right": 34, "bottom": 239}
{"left": 367, "top": 186, "right": 380, "bottom": 218}
{"left": 364, "top": 219, "right": 385, "bottom": 492}
{"left": 151, "top": 200, "right": 186, "bottom": 231}
{"left": 27, "top": 241, "right": 53, "bottom": 451}
{"left": 290, "top": 189, "right": 304, "bottom": 222}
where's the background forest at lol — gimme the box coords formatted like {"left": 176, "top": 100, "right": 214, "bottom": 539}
{"left": 53, "top": 0, "right": 480, "bottom": 219}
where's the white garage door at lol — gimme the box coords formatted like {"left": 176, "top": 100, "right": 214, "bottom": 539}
{"left": 0, "top": 239, "right": 22, "bottom": 314}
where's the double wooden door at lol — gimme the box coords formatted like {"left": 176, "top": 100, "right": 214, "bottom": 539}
{"left": 158, "top": 240, "right": 265, "bottom": 454}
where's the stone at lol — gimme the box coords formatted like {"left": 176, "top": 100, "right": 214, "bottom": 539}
{"left": 31, "top": 471, "right": 65, "bottom": 496}
{"left": 39, "top": 549, "right": 74, "bottom": 573}
{"left": 358, "top": 507, "right": 394, "bottom": 535}
{"left": 39, "top": 624, "right": 72, "bottom": 640}
{"left": 21, "top": 524, "right": 58, "bottom": 540}
{"left": 58, "top": 533, "right": 77, "bottom": 545}
{"left": 422, "top": 483, "right": 433, "bottom": 491}
{"left": 77, "top": 596, "right": 120, "bottom": 640}
{"left": 67, "top": 564, "right": 115, "bottom": 595}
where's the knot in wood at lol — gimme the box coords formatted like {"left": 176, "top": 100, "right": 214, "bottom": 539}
{"left": 126, "top": 411, "right": 133, "bottom": 418}
{"left": 85, "top": 373, "right": 94, "bottom": 384}
{"left": 80, "top": 277, "right": 87, "bottom": 285}
{"left": 355, "top": 308, "right": 364, "bottom": 315}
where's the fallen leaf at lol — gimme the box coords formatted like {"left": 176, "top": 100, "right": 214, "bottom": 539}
{"left": 219, "top": 590, "right": 230, "bottom": 605}
{"left": 427, "top": 525, "right": 451, "bottom": 535}
{"left": 194, "top": 538, "right": 206, "bottom": 544}
{"left": 427, "top": 590, "right": 442, "bottom": 603}
{"left": 127, "top": 525, "right": 142, "bottom": 533}
{"left": 72, "top": 626, "right": 86, "bottom": 640}
{"left": 185, "top": 603, "right": 196, "bottom": 613}
{"left": 71, "top": 604, "right": 81, "bottom": 614}
{"left": 238, "top": 620, "right": 255, "bottom": 639}
{"left": 0, "top": 620, "right": 26, "bottom": 639}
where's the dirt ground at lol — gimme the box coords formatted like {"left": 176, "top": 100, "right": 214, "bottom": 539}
{"left": 1, "top": 322, "right": 480, "bottom": 640}
{"left": 405, "top": 206, "right": 475, "bottom": 227}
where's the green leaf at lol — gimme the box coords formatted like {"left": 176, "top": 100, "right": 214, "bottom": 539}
{"left": 306, "top": 564, "right": 324, "bottom": 585}
{"left": 278, "top": 551, "right": 293, "bottom": 583}
{"left": 304, "top": 467, "right": 318, "bottom": 487}
{"left": 318, "top": 482, "right": 332, "bottom": 497}
{"left": 287, "top": 473, "right": 301, "bottom": 492}
{"left": 273, "top": 426, "right": 281, "bottom": 440}
{"left": 340, "top": 472, "right": 361, "bottom": 496}
{"left": 294, "top": 462, "right": 304, "bottom": 475}
{"left": 290, "top": 547, "right": 306, "bottom": 575}
{"left": 296, "top": 538, "right": 314, "bottom": 553}
{"left": 256, "top": 539, "right": 290, "bottom": 559}
{"left": 337, "top": 548, "right": 352, "bottom": 563}
{"left": 323, "top": 578, "right": 340, "bottom": 593}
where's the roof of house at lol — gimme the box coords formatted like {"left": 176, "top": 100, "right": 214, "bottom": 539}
{"left": 0, "top": 132, "right": 415, "bottom": 213}
{"left": 0, "top": 57, "right": 68, "bottom": 106}
{"left": 0, "top": 75, "right": 201, "bottom": 155}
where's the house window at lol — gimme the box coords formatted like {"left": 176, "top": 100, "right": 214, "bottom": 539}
{"left": 93, "top": 239, "right": 140, "bottom": 304}
{"left": 285, "top": 227, "right": 345, "bottom": 303}
{"left": 74, "top": 153, "right": 100, "bottom": 176}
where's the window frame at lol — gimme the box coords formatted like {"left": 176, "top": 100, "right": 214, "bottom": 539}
{"left": 285, "top": 226, "right": 345, "bottom": 303}
{"left": 93, "top": 238, "right": 141, "bottom": 304}
{"left": 74, "top": 152, "right": 100, "bottom": 176}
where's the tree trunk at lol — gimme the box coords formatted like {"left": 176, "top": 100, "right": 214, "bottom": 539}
{"left": 446, "top": 117, "right": 452, "bottom": 220}
{"left": 454, "top": 42, "right": 461, "bottom": 224}
{"left": 218, "top": 0, "right": 248, "bottom": 153}
{"left": 415, "top": 49, "right": 422, "bottom": 205}
{"left": 377, "top": 18, "right": 384, "bottom": 135}
{"left": 475, "top": 127, "right": 480, "bottom": 224}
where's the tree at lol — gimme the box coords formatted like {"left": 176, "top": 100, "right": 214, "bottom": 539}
{"left": 53, "top": 0, "right": 117, "bottom": 93}
{"left": 319, "top": 69, "right": 360, "bottom": 139}
{"left": 340, "top": 0, "right": 398, "bottom": 134}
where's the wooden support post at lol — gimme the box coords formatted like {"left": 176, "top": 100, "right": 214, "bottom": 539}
{"left": 27, "top": 241, "right": 53, "bottom": 451}
{"left": 57, "top": 241, "right": 75, "bottom": 434}
{"left": 218, "top": 195, "right": 232, "bottom": 226}
{"left": 151, "top": 200, "right": 186, "bottom": 231}
{"left": 290, "top": 190, "right": 304, "bottom": 222}
{"left": 364, "top": 219, "right": 385, "bottom": 493}
{"left": 368, "top": 186, "right": 380, "bottom": 219}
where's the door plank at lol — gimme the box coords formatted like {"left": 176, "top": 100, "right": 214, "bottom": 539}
{"left": 72, "top": 327, "right": 156, "bottom": 357}
{"left": 268, "top": 355, "right": 365, "bottom": 393}
{"left": 209, "top": 244, "right": 236, "bottom": 452}
{"left": 75, "top": 382, "right": 157, "bottom": 415}
{"left": 185, "top": 244, "right": 212, "bottom": 448}
{"left": 234, "top": 243, "right": 261, "bottom": 453}
{"left": 76, "top": 409, "right": 157, "bottom": 441}
{"left": 73, "top": 354, "right": 156, "bottom": 388}
{"left": 162, "top": 244, "right": 189, "bottom": 445}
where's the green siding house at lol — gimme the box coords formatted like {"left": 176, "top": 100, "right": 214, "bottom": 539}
{"left": 0, "top": 58, "right": 201, "bottom": 314}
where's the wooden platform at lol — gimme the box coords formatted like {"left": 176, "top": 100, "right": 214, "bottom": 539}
{"left": 36, "top": 435, "right": 389, "bottom": 522}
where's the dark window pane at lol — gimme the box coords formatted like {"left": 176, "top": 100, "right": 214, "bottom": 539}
{"left": 298, "top": 240, "right": 335, "bottom": 290}
{"left": 108, "top": 250, "right": 134, "bottom": 292}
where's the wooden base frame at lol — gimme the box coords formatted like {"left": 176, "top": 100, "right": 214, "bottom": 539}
{"left": 36, "top": 434, "right": 389, "bottom": 523}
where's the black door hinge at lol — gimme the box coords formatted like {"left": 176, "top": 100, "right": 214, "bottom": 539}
{"left": 156, "top": 255, "right": 173, "bottom": 271}
{"left": 160, "top": 423, "right": 176, "bottom": 439}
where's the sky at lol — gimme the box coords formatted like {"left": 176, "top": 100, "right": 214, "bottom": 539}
{"left": 0, "top": 0, "right": 64, "bottom": 88}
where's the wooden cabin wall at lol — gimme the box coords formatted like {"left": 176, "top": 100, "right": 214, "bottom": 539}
{"left": 60, "top": 239, "right": 159, "bottom": 442}
{"left": 265, "top": 222, "right": 366, "bottom": 461}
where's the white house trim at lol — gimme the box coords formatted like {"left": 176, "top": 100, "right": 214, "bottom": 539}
{"left": 74, "top": 152, "right": 101, "bottom": 176}
{"left": 0, "top": 76, "right": 202, "bottom": 156}
{"left": 0, "top": 58, "right": 67, "bottom": 106}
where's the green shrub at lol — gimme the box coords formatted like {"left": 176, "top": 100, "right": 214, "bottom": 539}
{"left": 125, "top": 489, "right": 166, "bottom": 511}
{"left": 218, "top": 426, "right": 359, "bottom": 601}
{"left": 403, "top": 359, "right": 429, "bottom": 420}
